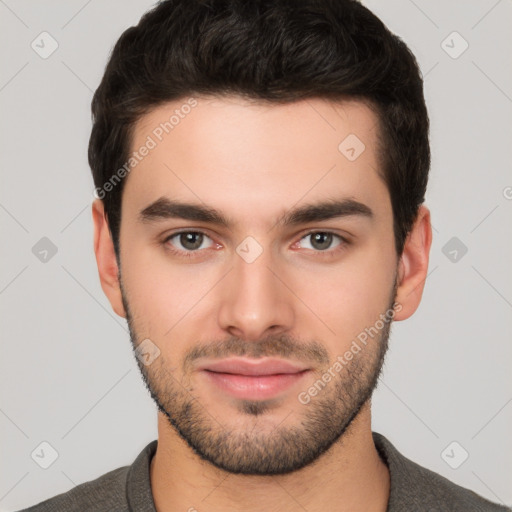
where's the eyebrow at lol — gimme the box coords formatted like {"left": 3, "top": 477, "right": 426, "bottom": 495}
{"left": 138, "top": 196, "right": 373, "bottom": 229}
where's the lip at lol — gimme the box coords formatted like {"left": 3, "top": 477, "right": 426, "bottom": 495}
{"left": 198, "top": 357, "right": 311, "bottom": 401}
{"left": 197, "top": 357, "right": 309, "bottom": 376}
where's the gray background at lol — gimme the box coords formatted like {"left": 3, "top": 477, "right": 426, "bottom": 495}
{"left": 1, "top": 0, "right": 511, "bottom": 510}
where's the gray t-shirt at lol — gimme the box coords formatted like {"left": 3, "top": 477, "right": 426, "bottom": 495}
{"left": 18, "top": 432, "right": 511, "bottom": 511}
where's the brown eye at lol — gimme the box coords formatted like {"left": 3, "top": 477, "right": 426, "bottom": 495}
{"left": 178, "top": 232, "right": 204, "bottom": 250}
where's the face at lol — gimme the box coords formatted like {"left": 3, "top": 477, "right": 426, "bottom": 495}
{"left": 114, "top": 96, "right": 401, "bottom": 475}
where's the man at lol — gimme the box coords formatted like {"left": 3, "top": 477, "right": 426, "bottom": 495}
{"left": 20, "top": 0, "right": 510, "bottom": 511}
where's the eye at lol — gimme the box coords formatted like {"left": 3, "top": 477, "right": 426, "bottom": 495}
{"left": 164, "top": 231, "right": 215, "bottom": 254}
{"left": 295, "top": 231, "right": 346, "bottom": 252}
{"left": 162, "top": 229, "right": 349, "bottom": 260}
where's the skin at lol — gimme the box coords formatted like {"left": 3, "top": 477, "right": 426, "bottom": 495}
{"left": 92, "top": 95, "right": 432, "bottom": 512}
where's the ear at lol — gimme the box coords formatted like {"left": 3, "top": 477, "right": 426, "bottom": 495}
{"left": 393, "top": 205, "right": 432, "bottom": 321}
{"left": 92, "top": 199, "right": 126, "bottom": 318}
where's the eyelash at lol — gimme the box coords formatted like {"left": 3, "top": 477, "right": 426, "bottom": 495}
{"left": 162, "top": 230, "right": 350, "bottom": 259}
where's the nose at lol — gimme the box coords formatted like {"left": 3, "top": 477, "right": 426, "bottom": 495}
{"left": 217, "top": 244, "right": 295, "bottom": 342}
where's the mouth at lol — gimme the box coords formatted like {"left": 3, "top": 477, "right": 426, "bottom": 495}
{"left": 197, "top": 357, "right": 312, "bottom": 401}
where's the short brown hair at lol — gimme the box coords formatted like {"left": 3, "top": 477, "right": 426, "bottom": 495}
{"left": 89, "top": 0, "right": 430, "bottom": 257}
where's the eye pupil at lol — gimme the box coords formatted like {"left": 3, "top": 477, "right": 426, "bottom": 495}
{"left": 180, "top": 232, "right": 203, "bottom": 250}
{"left": 311, "top": 232, "right": 332, "bottom": 251}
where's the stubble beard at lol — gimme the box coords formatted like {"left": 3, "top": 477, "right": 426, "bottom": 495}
{"left": 120, "top": 277, "right": 396, "bottom": 475}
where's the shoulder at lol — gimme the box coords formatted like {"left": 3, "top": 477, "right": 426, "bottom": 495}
{"left": 17, "top": 440, "right": 158, "bottom": 512}
{"left": 16, "top": 465, "right": 130, "bottom": 512}
{"left": 372, "top": 432, "right": 511, "bottom": 512}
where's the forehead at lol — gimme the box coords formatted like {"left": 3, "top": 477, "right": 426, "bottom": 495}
{"left": 134, "top": 95, "right": 380, "bottom": 165}
{"left": 124, "top": 95, "right": 389, "bottom": 230}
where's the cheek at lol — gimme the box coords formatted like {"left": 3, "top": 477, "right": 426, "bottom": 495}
{"left": 120, "top": 244, "right": 219, "bottom": 337}
{"left": 290, "top": 250, "right": 396, "bottom": 347}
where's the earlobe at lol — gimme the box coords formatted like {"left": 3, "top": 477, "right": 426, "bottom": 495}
{"left": 92, "top": 199, "right": 127, "bottom": 318}
{"left": 393, "top": 205, "right": 432, "bottom": 321}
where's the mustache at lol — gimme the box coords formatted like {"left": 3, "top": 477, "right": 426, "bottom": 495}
{"left": 183, "top": 333, "right": 330, "bottom": 370}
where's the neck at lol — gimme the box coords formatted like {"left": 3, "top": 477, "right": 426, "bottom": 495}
{"left": 150, "top": 401, "right": 390, "bottom": 512}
